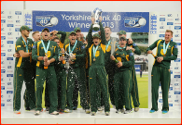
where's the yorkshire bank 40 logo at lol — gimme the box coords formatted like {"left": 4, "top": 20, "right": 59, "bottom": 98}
{"left": 124, "top": 17, "right": 146, "bottom": 28}
{"left": 36, "top": 15, "right": 58, "bottom": 27}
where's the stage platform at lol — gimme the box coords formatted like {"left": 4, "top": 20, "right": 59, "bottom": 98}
{"left": 1, "top": 108, "right": 181, "bottom": 124}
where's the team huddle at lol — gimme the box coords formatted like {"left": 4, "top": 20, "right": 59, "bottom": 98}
{"left": 13, "top": 16, "right": 178, "bottom": 116}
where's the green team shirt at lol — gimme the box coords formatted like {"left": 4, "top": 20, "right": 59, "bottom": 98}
{"left": 15, "top": 36, "right": 34, "bottom": 68}
{"left": 146, "top": 39, "right": 178, "bottom": 69}
{"left": 113, "top": 48, "right": 135, "bottom": 72}
{"left": 64, "top": 40, "right": 85, "bottom": 68}
{"left": 54, "top": 46, "right": 64, "bottom": 72}
{"left": 127, "top": 41, "right": 141, "bottom": 55}
{"left": 87, "top": 22, "right": 106, "bottom": 66}
{"left": 32, "top": 40, "right": 58, "bottom": 67}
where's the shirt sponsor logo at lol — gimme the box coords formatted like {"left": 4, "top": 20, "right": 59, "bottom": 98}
{"left": 15, "top": 11, "right": 22, "bottom": 15}
{"left": 7, "top": 24, "right": 14, "bottom": 27}
{"left": 159, "top": 18, "right": 165, "bottom": 21}
{"left": 167, "top": 22, "right": 173, "bottom": 25}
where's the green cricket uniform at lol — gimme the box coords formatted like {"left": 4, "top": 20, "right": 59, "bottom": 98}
{"left": 113, "top": 48, "right": 134, "bottom": 110}
{"left": 147, "top": 39, "right": 178, "bottom": 111}
{"left": 127, "top": 42, "right": 141, "bottom": 107}
{"left": 87, "top": 22, "right": 110, "bottom": 112}
{"left": 105, "top": 37, "right": 118, "bottom": 106}
{"left": 13, "top": 36, "right": 35, "bottom": 111}
{"left": 64, "top": 40, "right": 89, "bottom": 110}
{"left": 32, "top": 40, "right": 58, "bottom": 113}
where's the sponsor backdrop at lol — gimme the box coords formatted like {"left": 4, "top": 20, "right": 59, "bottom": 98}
{"left": 149, "top": 12, "right": 181, "bottom": 110}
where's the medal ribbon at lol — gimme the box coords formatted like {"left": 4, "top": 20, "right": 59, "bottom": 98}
{"left": 163, "top": 41, "right": 170, "bottom": 54}
{"left": 41, "top": 40, "right": 50, "bottom": 55}
{"left": 22, "top": 36, "right": 29, "bottom": 52}
{"left": 93, "top": 45, "right": 99, "bottom": 60}
{"left": 68, "top": 40, "right": 77, "bottom": 56}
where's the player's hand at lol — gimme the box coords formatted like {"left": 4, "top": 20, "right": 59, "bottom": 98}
{"left": 44, "top": 60, "right": 50, "bottom": 66}
{"left": 110, "top": 55, "right": 115, "bottom": 60}
{"left": 70, "top": 54, "right": 76, "bottom": 60}
{"left": 116, "top": 62, "right": 123, "bottom": 68}
{"left": 29, "top": 52, "right": 32, "bottom": 56}
{"left": 91, "top": 17, "right": 95, "bottom": 24}
{"left": 128, "top": 38, "right": 133, "bottom": 44}
{"left": 147, "top": 50, "right": 153, "bottom": 54}
{"left": 50, "top": 30, "right": 58, "bottom": 35}
{"left": 14, "top": 52, "right": 20, "bottom": 58}
{"left": 99, "top": 16, "right": 102, "bottom": 22}
{"left": 61, "top": 48, "right": 65, "bottom": 54}
{"left": 126, "top": 46, "right": 132, "bottom": 50}
{"left": 157, "top": 57, "right": 163, "bottom": 63}
{"left": 44, "top": 56, "right": 48, "bottom": 61}
{"left": 68, "top": 59, "right": 74, "bottom": 64}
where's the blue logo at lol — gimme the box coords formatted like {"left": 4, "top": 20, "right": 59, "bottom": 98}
{"left": 7, "top": 57, "right": 13, "bottom": 61}
{"left": 1, "top": 11, "right": 5, "bottom": 14}
{"left": 169, "top": 87, "right": 173, "bottom": 91}
{"left": 1, "top": 69, "right": 6, "bottom": 73}
{"left": 176, "top": 43, "right": 181, "bottom": 46}
{"left": 169, "top": 104, "right": 173, "bottom": 107}
{"left": 175, "top": 34, "right": 179, "bottom": 37}
{"left": 1, "top": 53, "right": 6, "bottom": 56}
{"left": 1, "top": 19, "right": 6, "bottom": 23}
{"left": 160, "top": 26, "right": 164, "bottom": 29}
{"left": 159, "top": 18, "right": 165, "bottom": 21}
{"left": 1, "top": 36, "right": 6, "bottom": 40}
{"left": 159, "top": 99, "right": 163, "bottom": 103}
{"left": 16, "top": 20, "right": 20, "bottom": 23}
{"left": 1, "top": 78, "right": 4, "bottom": 81}
{"left": 174, "top": 26, "right": 181, "bottom": 30}
{"left": 15, "top": 11, "right": 22, "bottom": 15}
{"left": 7, "top": 66, "right": 12, "bottom": 69}
{"left": 174, "top": 58, "right": 180, "bottom": 62}
{"left": 1, "top": 28, "right": 5, "bottom": 31}
{"left": 1, "top": 86, "right": 5, "bottom": 90}
{"left": 124, "top": 17, "right": 147, "bottom": 28}
{"left": 1, "top": 61, "right": 5, "bottom": 64}
{"left": 168, "top": 95, "right": 171, "bottom": 98}
{"left": 175, "top": 100, "right": 179, "bottom": 102}
{"left": 7, "top": 74, "right": 13, "bottom": 77}
{"left": 7, "top": 49, "right": 12, "bottom": 52}
{"left": 16, "top": 37, "right": 19, "bottom": 40}
{"left": 7, "top": 82, "right": 12, "bottom": 85}
{"left": 36, "top": 15, "right": 58, "bottom": 27}
{"left": 168, "top": 14, "right": 172, "bottom": 17}
{"left": 7, "top": 16, "right": 12, "bottom": 19}
{"left": 175, "top": 18, "right": 179, "bottom": 21}
{"left": 134, "top": 65, "right": 141, "bottom": 72}
{"left": 174, "top": 67, "right": 179, "bottom": 70}
{"left": 170, "top": 70, "right": 173, "bottom": 74}
{"left": 15, "top": 28, "right": 20, "bottom": 32}
{"left": 8, "top": 32, "right": 12, "bottom": 35}
{"left": 167, "top": 22, "right": 173, "bottom": 25}
{"left": 174, "top": 75, "right": 180, "bottom": 78}
{"left": 174, "top": 91, "right": 181, "bottom": 94}
{"left": 7, "top": 91, "right": 13, "bottom": 94}
{"left": 1, "top": 103, "right": 5, "bottom": 107}
{"left": 7, "top": 41, "right": 13, "bottom": 44}
{"left": 159, "top": 34, "right": 165, "bottom": 37}
{"left": 174, "top": 83, "right": 179, "bottom": 86}
{"left": 7, "top": 24, "right": 14, "bottom": 27}
{"left": 7, "top": 99, "right": 12, "bottom": 102}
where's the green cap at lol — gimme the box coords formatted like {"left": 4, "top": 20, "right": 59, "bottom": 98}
{"left": 92, "top": 33, "right": 101, "bottom": 39}
{"left": 69, "top": 31, "right": 76, "bottom": 36}
{"left": 20, "top": 25, "right": 32, "bottom": 32}
{"left": 117, "top": 30, "right": 126, "bottom": 35}
{"left": 74, "top": 27, "right": 81, "bottom": 32}
{"left": 119, "top": 36, "right": 126, "bottom": 41}
{"left": 42, "top": 28, "right": 50, "bottom": 32}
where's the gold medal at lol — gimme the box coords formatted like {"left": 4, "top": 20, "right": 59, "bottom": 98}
{"left": 93, "top": 58, "right": 96, "bottom": 61}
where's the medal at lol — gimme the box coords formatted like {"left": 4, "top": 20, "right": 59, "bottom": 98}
{"left": 93, "top": 58, "right": 96, "bottom": 61}
{"left": 163, "top": 41, "right": 170, "bottom": 55}
{"left": 93, "top": 45, "right": 99, "bottom": 62}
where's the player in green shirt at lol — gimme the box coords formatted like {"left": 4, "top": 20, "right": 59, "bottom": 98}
{"left": 147, "top": 30, "right": 178, "bottom": 114}
{"left": 13, "top": 25, "right": 35, "bottom": 114}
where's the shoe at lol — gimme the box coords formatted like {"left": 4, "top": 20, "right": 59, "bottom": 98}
{"left": 149, "top": 110, "right": 156, "bottom": 113}
{"left": 120, "top": 108, "right": 124, "bottom": 113}
{"left": 134, "top": 107, "right": 139, "bottom": 112}
{"left": 25, "top": 107, "right": 30, "bottom": 111}
{"left": 14, "top": 110, "right": 21, "bottom": 114}
{"left": 64, "top": 109, "right": 72, "bottom": 113}
{"left": 34, "top": 111, "right": 40, "bottom": 115}
{"left": 91, "top": 112, "right": 96, "bottom": 116}
{"left": 50, "top": 111, "right": 59, "bottom": 115}
{"left": 85, "top": 109, "right": 91, "bottom": 114}
{"left": 162, "top": 110, "right": 168, "bottom": 114}
{"left": 124, "top": 110, "right": 131, "bottom": 114}
{"left": 46, "top": 107, "right": 49, "bottom": 111}
{"left": 105, "top": 112, "right": 110, "bottom": 116}
{"left": 73, "top": 106, "right": 77, "bottom": 110}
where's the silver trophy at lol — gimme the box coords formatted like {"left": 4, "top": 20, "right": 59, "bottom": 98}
{"left": 91, "top": 7, "right": 102, "bottom": 31}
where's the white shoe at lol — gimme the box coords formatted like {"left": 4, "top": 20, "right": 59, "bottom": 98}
{"left": 120, "top": 108, "right": 124, "bottom": 113}
{"left": 14, "top": 110, "right": 21, "bottom": 114}
{"left": 50, "top": 111, "right": 59, "bottom": 115}
{"left": 64, "top": 109, "right": 72, "bottom": 113}
{"left": 134, "top": 107, "right": 139, "bottom": 112}
{"left": 124, "top": 110, "right": 131, "bottom": 114}
{"left": 91, "top": 112, "right": 96, "bottom": 116}
{"left": 34, "top": 111, "right": 40, "bottom": 115}
{"left": 105, "top": 112, "right": 110, "bottom": 116}
{"left": 85, "top": 109, "right": 91, "bottom": 114}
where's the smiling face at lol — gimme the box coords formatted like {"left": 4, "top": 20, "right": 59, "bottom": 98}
{"left": 21, "top": 30, "right": 30, "bottom": 38}
{"left": 118, "top": 39, "right": 127, "bottom": 48}
{"left": 41, "top": 30, "right": 50, "bottom": 41}
{"left": 69, "top": 33, "right": 77, "bottom": 45}
{"left": 76, "top": 30, "right": 81, "bottom": 39}
{"left": 104, "top": 27, "right": 111, "bottom": 39}
{"left": 93, "top": 37, "right": 100, "bottom": 46}
{"left": 165, "top": 31, "right": 173, "bottom": 42}
{"left": 33, "top": 32, "right": 41, "bottom": 42}
{"left": 54, "top": 39, "right": 60, "bottom": 46}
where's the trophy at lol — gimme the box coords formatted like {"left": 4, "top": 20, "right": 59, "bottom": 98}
{"left": 91, "top": 7, "right": 102, "bottom": 31}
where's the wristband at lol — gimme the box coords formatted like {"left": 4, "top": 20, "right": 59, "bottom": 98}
{"left": 42, "top": 57, "right": 44, "bottom": 60}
